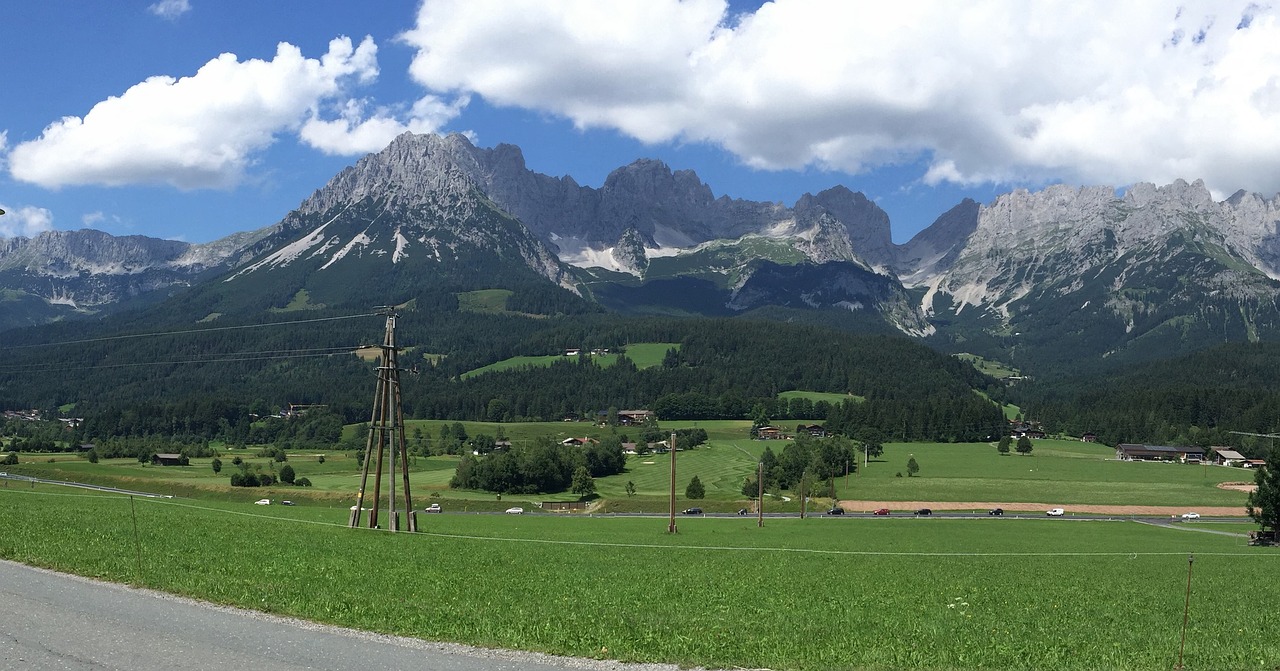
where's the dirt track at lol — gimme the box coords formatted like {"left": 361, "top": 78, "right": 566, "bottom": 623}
{"left": 836, "top": 501, "right": 1247, "bottom": 516}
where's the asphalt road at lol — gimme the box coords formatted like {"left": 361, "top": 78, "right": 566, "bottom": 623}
{"left": 0, "top": 560, "right": 691, "bottom": 671}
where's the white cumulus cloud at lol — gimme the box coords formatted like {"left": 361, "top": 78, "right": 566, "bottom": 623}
{"left": 401, "top": 0, "right": 1280, "bottom": 196}
{"left": 9, "top": 36, "right": 380, "bottom": 190}
{"left": 299, "top": 93, "right": 470, "bottom": 155}
{"left": 0, "top": 204, "right": 54, "bottom": 239}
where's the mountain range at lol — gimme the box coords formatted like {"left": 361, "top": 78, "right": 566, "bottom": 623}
{"left": 5, "top": 131, "right": 1280, "bottom": 377}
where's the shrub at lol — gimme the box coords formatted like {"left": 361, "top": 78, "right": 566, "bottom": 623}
{"left": 230, "top": 473, "right": 258, "bottom": 487}
{"left": 279, "top": 464, "right": 296, "bottom": 485}
{"left": 295, "top": 477, "right": 312, "bottom": 487}
{"left": 258, "top": 473, "right": 276, "bottom": 487}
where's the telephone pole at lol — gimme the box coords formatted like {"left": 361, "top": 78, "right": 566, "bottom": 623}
{"left": 349, "top": 308, "right": 416, "bottom": 532}
{"left": 668, "top": 431, "right": 678, "bottom": 533}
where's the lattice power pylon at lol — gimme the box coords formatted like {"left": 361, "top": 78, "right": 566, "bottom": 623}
{"left": 349, "top": 308, "right": 416, "bottom": 532}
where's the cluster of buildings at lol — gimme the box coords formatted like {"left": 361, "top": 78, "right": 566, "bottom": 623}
{"left": 2, "top": 409, "right": 43, "bottom": 422}
{"left": 1114, "top": 444, "right": 1266, "bottom": 467}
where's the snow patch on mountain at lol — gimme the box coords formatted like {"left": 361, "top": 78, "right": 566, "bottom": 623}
{"left": 229, "top": 222, "right": 332, "bottom": 280}
{"left": 392, "top": 230, "right": 410, "bottom": 263}
{"left": 322, "top": 231, "right": 373, "bottom": 270}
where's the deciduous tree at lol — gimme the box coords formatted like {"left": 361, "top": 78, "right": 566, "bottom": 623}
{"left": 571, "top": 465, "right": 596, "bottom": 497}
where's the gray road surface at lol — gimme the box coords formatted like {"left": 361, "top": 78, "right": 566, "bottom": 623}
{"left": 0, "top": 560, "right": 698, "bottom": 671}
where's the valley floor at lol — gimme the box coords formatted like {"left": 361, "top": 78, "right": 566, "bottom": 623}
{"left": 835, "top": 500, "right": 1247, "bottom": 516}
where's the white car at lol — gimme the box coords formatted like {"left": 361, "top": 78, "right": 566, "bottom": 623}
{"left": 505, "top": 506, "right": 525, "bottom": 515}
{"left": 1181, "top": 512, "right": 1201, "bottom": 520}
{"left": 1046, "top": 508, "right": 1065, "bottom": 516}
{"left": 423, "top": 503, "right": 442, "bottom": 513}
{"left": 254, "top": 498, "right": 271, "bottom": 506}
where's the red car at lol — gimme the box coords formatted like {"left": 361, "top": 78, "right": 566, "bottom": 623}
{"left": 873, "top": 508, "right": 891, "bottom": 516}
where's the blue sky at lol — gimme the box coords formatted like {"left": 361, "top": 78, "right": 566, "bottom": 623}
{"left": 3, "top": 1, "right": 1278, "bottom": 245}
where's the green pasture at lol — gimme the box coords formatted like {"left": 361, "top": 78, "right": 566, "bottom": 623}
{"left": 955, "top": 352, "right": 1021, "bottom": 379}
{"left": 6, "top": 433, "right": 1256, "bottom": 510}
{"left": 596, "top": 437, "right": 1251, "bottom": 508}
{"left": 459, "top": 342, "right": 679, "bottom": 379}
{"left": 2, "top": 486, "right": 1277, "bottom": 671}
{"left": 778, "top": 390, "right": 862, "bottom": 404}
{"left": 616, "top": 341, "right": 680, "bottom": 368}
{"left": 457, "top": 288, "right": 513, "bottom": 313}
{"left": 460, "top": 353, "right": 620, "bottom": 379}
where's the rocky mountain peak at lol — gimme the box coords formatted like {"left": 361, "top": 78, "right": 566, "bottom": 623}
{"left": 794, "top": 186, "right": 893, "bottom": 268}
{"left": 297, "top": 132, "right": 484, "bottom": 216}
{"left": 602, "top": 159, "right": 715, "bottom": 207}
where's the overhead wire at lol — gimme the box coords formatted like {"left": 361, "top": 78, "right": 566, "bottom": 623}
{"left": 0, "top": 312, "right": 384, "bottom": 374}
{"left": 0, "top": 346, "right": 364, "bottom": 374}
{"left": 0, "top": 312, "right": 377, "bottom": 352}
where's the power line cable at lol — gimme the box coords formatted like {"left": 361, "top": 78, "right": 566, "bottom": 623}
{"left": 0, "top": 348, "right": 362, "bottom": 374}
{"left": 0, "top": 312, "right": 377, "bottom": 352}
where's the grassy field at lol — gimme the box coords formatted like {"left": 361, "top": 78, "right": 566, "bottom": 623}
{"left": 778, "top": 390, "right": 863, "bottom": 404}
{"left": 457, "top": 288, "right": 513, "bottom": 313}
{"left": 616, "top": 342, "right": 680, "bottom": 368}
{"left": 459, "top": 342, "right": 679, "bottom": 380}
{"left": 6, "top": 432, "right": 1255, "bottom": 511}
{"left": 2, "top": 485, "right": 1276, "bottom": 671}
{"left": 955, "top": 352, "right": 1021, "bottom": 379}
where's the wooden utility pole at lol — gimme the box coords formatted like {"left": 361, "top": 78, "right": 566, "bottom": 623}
{"left": 668, "top": 431, "right": 678, "bottom": 533}
{"left": 349, "top": 309, "right": 416, "bottom": 532}
{"left": 757, "top": 461, "right": 764, "bottom": 528}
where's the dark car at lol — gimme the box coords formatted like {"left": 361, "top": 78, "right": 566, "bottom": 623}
{"left": 873, "top": 508, "right": 891, "bottom": 516}
{"left": 826, "top": 507, "right": 845, "bottom": 515}
{"left": 681, "top": 507, "right": 703, "bottom": 515}
{"left": 914, "top": 508, "right": 932, "bottom": 516}
{"left": 988, "top": 508, "right": 1004, "bottom": 516}
{"left": 737, "top": 508, "right": 749, "bottom": 515}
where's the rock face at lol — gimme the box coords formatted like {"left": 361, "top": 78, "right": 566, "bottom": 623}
{"left": 905, "top": 179, "right": 1280, "bottom": 371}
{"left": 0, "top": 229, "right": 262, "bottom": 330}
{"left": 330, "top": 133, "right": 892, "bottom": 273}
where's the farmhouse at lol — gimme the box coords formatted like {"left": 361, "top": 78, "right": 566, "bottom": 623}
{"left": 1010, "top": 421, "right": 1046, "bottom": 439}
{"left": 1081, "top": 432, "right": 1098, "bottom": 443}
{"left": 151, "top": 453, "right": 186, "bottom": 466}
{"left": 756, "top": 426, "right": 784, "bottom": 440}
{"left": 797, "top": 424, "right": 827, "bottom": 437}
{"left": 1209, "top": 447, "right": 1247, "bottom": 466}
{"left": 616, "top": 410, "right": 654, "bottom": 425}
{"left": 561, "top": 437, "right": 599, "bottom": 447}
{"left": 1115, "top": 444, "right": 1203, "bottom": 463}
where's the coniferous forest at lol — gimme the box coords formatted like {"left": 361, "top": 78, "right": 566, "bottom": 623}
{"left": 4, "top": 276, "right": 1280, "bottom": 457}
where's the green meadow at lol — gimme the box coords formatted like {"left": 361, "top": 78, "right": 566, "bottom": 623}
{"left": 2, "top": 486, "right": 1276, "bottom": 671}
{"left": 459, "top": 342, "right": 679, "bottom": 379}
{"left": 7, "top": 431, "right": 1254, "bottom": 510}
{"left": 778, "top": 389, "right": 864, "bottom": 404}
